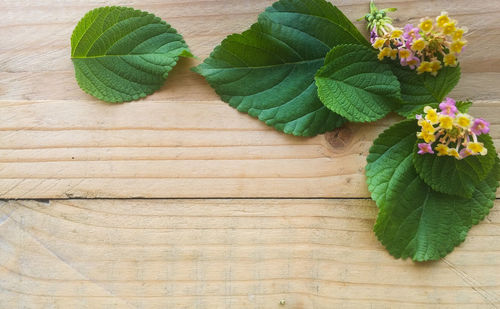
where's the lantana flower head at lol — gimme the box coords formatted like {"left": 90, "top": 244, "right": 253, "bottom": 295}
{"left": 364, "top": 3, "right": 468, "bottom": 76}
{"left": 415, "top": 98, "right": 490, "bottom": 160}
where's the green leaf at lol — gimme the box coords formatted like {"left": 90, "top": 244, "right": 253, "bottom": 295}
{"left": 367, "top": 119, "right": 500, "bottom": 261}
{"left": 315, "top": 44, "right": 401, "bottom": 122}
{"left": 391, "top": 64, "right": 461, "bottom": 117}
{"left": 366, "top": 119, "right": 418, "bottom": 209}
{"left": 456, "top": 100, "right": 473, "bottom": 113}
{"left": 71, "top": 6, "right": 192, "bottom": 103}
{"left": 374, "top": 159, "right": 499, "bottom": 261}
{"left": 193, "top": 0, "right": 370, "bottom": 136}
{"left": 413, "top": 134, "right": 497, "bottom": 198}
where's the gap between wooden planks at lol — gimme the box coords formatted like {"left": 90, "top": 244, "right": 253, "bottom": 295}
{"left": 0, "top": 198, "right": 499, "bottom": 308}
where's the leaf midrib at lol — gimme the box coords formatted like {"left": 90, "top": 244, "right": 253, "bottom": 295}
{"left": 402, "top": 184, "right": 431, "bottom": 259}
{"left": 368, "top": 134, "right": 414, "bottom": 193}
{"left": 209, "top": 57, "right": 325, "bottom": 71}
{"left": 71, "top": 53, "right": 179, "bottom": 59}
{"left": 264, "top": 10, "right": 368, "bottom": 47}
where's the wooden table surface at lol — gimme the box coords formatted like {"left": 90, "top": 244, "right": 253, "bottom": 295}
{"left": 1, "top": 0, "right": 500, "bottom": 308}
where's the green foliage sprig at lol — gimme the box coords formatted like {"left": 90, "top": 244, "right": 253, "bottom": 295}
{"left": 192, "top": 0, "right": 498, "bottom": 261}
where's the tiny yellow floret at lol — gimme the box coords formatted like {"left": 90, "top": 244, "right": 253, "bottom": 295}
{"left": 391, "top": 29, "right": 404, "bottom": 39}
{"left": 455, "top": 113, "right": 472, "bottom": 129}
{"left": 419, "top": 19, "right": 433, "bottom": 32}
{"left": 411, "top": 38, "right": 426, "bottom": 52}
{"left": 417, "top": 131, "right": 436, "bottom": 143}
{"left": 399, "top": 49, "right": 411, "bottom": 59}
{"left": 373, "top": 38, "right": 386, "bottom": 49}
{"left": 430, "top": 60, "right": 442, "bottom": 76}
{"left": 377, "top": 47, "right": 392, "bottom": 60}
{"left": 450, "top": 40, "right": 467, "bottom": 54}
{"left": 435, "top": 144, "right": 450, "bottom": 156}
{"left": 416, "top": 61, "right": 431, "bottom": 74}
{"left": 453, "top": 28, "right": 466, "bottom": 41}
{"left": 439, "top": 115, "right": 453, "bottom": 130}
{"left": 448, "top": 148, "right": 460, "bottom": 158}
{"left": 424, "top": 106, "right": 439, "bottom": 124}
{"left": 443, "top": 21, "right": 457, "bottom": 35}
{"left": 436, "top": 12, "right": 450, "bottom": 28}
{"left": 419, "top": 119, "right": 436, "bottom": 134}
{"left": 468, "top": 142, "right": 488, "bottom": 155}
{"left": 443, "top": 53, "right": 458, "bottom": 67}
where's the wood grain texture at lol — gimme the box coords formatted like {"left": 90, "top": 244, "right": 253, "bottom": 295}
{"left": 2, "top": 1, "right": 500, "bottom": 308}
{"left": 0, "top": 100, "right": 500, "bottom": 198}
{"left": 1, "top": 199, "right": 499, "bottom": 308}
{"left": 0, "top": 0, "right": 500, "bottom": 309}
{"left": 1, "top": 0, "right": 500, "bottom": 198}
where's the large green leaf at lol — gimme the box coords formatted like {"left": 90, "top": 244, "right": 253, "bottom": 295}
{"left": 315, "top": 44, "right": 401, "bottom": 122}
{"left": 367, "top": 120, "right": 499, "bottom": 261}
{"left": 374, "top": 159, "right": 499, "bottom": 261}
{"left": 193, "top": 0, "right": 370, "bottom": 136}
{"left": 365, "top": 119, "right": 418, "bottom": 209}
{"left": 413, "top": 134, "right": 497, "bottom": 198}
{"left": 71, "top": 6, "right": 192, "bottom": 103}
{"left": 391, "top": 64, "right": 461, "bottom": 117}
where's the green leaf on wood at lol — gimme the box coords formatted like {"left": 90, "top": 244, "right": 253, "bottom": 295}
{"left": 71, "top": 6, "right": 192, "bottom": 103}
{"left": 193, "top": 0, "right": 370, "bottom": 136}
{"left": 315, "top": 44, "right": 401, "bottom": 122}
{"left": 367, "top": 120, "right": 499, "bottom": 261}
{"left": 413, "top": 134, "right": 497, "bottom": 198}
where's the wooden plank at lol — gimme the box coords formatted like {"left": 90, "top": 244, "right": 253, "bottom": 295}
{"left": 0, "top": 101, "right": 500, "bottom": 198}
{"left": 0, "top": 199, "right": 499, "bottom": 308}
{"left": 1, "top": 0, "right": 500, "bottom": 199}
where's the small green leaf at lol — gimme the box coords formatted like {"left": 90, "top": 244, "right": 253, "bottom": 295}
{"left": 374, "top": 159, "right": 499, "bottom": 261}
{"left": 391, "top": 64, "right": 461, "bottom": 117}
{"left": 413, "top": 134, "right": 497, "bottom": 198}
{"left": 193, "top": 0, "right": 370, "bottom": 136}
{"left": 456, "top": 100, "right": 473, "bottom": 113}
{"left": 366, "top": 119, "right": 418, "bottom": 209}
{"left": 315, "top": 44, "right": 401, "bottom": 122}
{"left": 71, "top": 6, "right": 192, "bottom": 103}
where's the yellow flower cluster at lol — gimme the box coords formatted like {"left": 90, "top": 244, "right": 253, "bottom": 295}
{"left": 371, "top": 11, "right": 468, "bottom": 76}
{"left": 416, "top": 99, "right": 489, "bottom": 160}
{"left": 425, "top": 12, "right": 468, "bottom": 68}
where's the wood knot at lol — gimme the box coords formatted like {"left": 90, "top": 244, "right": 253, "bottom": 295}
{"left": 324, "top": 127, "right": 352, "bottom": 150}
